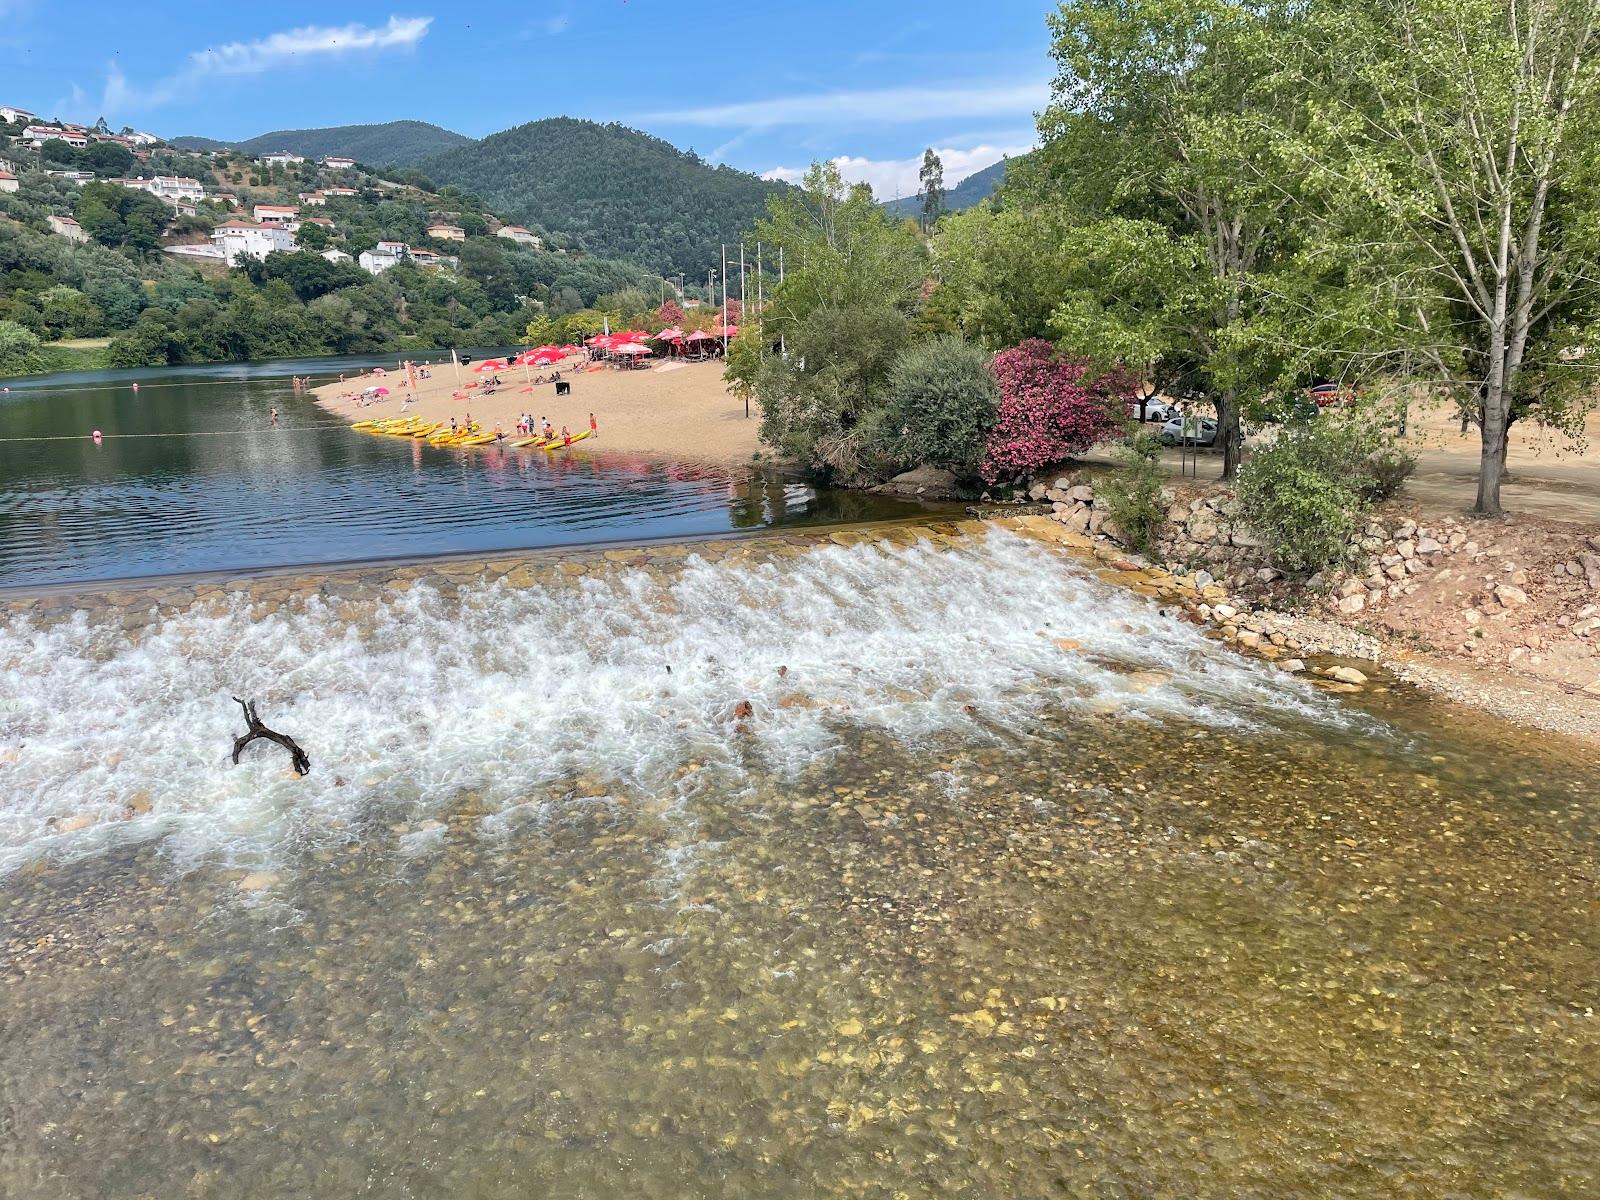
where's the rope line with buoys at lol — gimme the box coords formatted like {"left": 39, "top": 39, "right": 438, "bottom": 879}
{"left": 0, "top": 425, "right": 351, "bottom": 443}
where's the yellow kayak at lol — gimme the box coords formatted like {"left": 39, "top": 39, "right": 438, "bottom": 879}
{"left": 510, "top": 437, "right": 550, "bottom": 449}
{"left": 403, "top": 423, "right": 442, "bottom": 438}
{"left": 458, "top": 434, "right": 499, "bottom": 447}
{"left": 543, "top": 430, "right": 594, "bottom": 451}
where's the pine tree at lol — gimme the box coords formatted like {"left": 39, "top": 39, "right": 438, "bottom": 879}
{"left": 919, "top": 149, "right": 945, "bottom": 231}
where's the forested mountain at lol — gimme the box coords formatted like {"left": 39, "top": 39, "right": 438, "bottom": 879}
{"left": 418, "top": 118, "right": 787, "bottom": 279}
{"left": 883, "top": 155, "right": 1024, "bottom": 220}
{"left": 171, "top": 121, "right": 470, "bottom": 166}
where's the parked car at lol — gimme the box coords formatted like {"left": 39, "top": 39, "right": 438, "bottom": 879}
{"left": 1129, "top": 399, "right": 1177, "bottom": 423}
{"left": 1159, "top": 415, "right": 1218, "bottom": 446}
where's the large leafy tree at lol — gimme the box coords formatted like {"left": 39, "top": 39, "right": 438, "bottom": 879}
{"left": 1030, "top": 0, "right": 1319, "bottom": 479}
{"left": 1307, "top": 0, "right": 1600, "bottom": 514}
{"left": 733, "top": 161, "right": 929, "bottom": 478}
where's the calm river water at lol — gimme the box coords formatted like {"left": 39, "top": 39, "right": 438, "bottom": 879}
{"left": 1, "top": 363, "right": 1597, "bottom": 1199}
{"left": 0, "top": 355, "right": 925, "bottom": 589}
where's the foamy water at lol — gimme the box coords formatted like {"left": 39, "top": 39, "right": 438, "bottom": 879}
{"left": 0, "top": 530, "right": 1363, "bottom": 876}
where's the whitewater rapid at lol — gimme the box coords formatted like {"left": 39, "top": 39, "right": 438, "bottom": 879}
{"left": 0, "top": 529, "right": 1361, "bottom": 876}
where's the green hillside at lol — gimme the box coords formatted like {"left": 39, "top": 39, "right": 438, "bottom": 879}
{"left": 419, "top": 118, "right": 786, "bottom": 279}
{"left": 883, "top": 154, "right": 1023, "bottom": 220}
{"left": 172, "top": 121, "right": 471, "bottom": 167}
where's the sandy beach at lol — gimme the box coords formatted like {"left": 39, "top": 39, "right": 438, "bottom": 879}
{"left": 309, "top": 357, "right": 763, "bottom": 464}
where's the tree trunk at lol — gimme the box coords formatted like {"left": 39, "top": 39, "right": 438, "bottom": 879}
{"left": 1498, "top": 415, "right": 1515, "bottom": 483}
{"left": 1475, "top": 382, "right": 1506, "bottom": 515}
{"left": 1219, "top": 389, "right": 1243, "bottom": 480}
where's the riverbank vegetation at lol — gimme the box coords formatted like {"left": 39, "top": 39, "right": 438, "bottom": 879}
{"left": 731, "top": 0, "right": 1600, "bottom": 528}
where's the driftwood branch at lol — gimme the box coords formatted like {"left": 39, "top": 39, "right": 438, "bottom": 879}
{"left": 230, "top": 697, "right": 311, "bottom": 776}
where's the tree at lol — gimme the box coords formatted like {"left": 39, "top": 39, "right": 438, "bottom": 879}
{"left": 982, "top": 339, "right": 1131, "bottom": 482}
{"left": 0, "top": 320, "right": 46, "bottom": 376}
{"left": 81, "top": 141, "right": 135, "bottom": 178}
{"left": 73, "top": 181, "right": 170, "bottom": 252}
{"left": 870, "top": 335, "right": 1000, "bottom": 477}
{"left": 919, "top": 148, "right": 945, "bottom": 231}
{"left": 735, "top": 161, "right": 930, "bottom": 478}
{"left": 1026, "top": 0, "right": 1318, "bottom": 478}
{"left": 1308, "top": 0, "right": 1600, "bottom": 515}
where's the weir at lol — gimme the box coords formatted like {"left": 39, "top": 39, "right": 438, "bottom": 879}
{"left": 3, "top": 516, "right": 1598, "bottom": 1197}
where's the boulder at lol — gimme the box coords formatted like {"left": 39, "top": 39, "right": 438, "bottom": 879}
{"left": 1328, "top": 666, "right": 1369, "bottom": 685}
{"left": 1494, "top": 584, "right": 1530, "bottom": 609}
{"left": 1337, "top": 593, "right": 1367, "bottom": 615}
{"left": 875, "top": 466, "right": 961, "bottom": 498}
{"left": 1416, "top": 536, "right": 1443, "bottom": 555}
{"left": 1280, "top": 658, "right": 1306, "bottom": 673}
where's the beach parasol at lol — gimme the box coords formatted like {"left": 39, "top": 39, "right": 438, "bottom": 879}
{"left": 684, "top": 330, "right": 713, "bottom": 342}
{"left": 373, "top": 386, "right": 390, "bottom": 395}
{"left": 473, "top": 359, "right": 508, "bottom": 374}
{"left": 655, "top": 327, "right": 685, "bottom": 341}
{"left": 557, "top": 344, "right": 580, "bottom": 355}
{"left": 372, "top": 367, "right": 387, "bottom": 376}
{"left": 614, "top": 343, "right": 652, "bottom": 355}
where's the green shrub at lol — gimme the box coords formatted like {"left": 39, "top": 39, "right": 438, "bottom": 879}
{"left": 1237, "top": 422, "right": 1369, "bottom": 574}
{"left": 0, "top": 320, "right": 46, "bottom": 377}
{"left": 1099, "top": 432, "right": 1168, "bottom": 555}
{"left": 1362, "top": 445, "right": 1416, "bottom": 501}
{"left": 867, "top": 335, "right": 1000, "bottom": 478}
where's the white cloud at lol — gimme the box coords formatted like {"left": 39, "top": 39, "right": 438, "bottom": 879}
{"left": 86, "top": 16, "right": 433, "bottom": 118}
{"left": 641, "top": 80, "right": 1049, "bottom": 129}
{"left": 188, "top": 16, "right": 432, "bottom": 77}
{"left": 762, "top": 143, "right": 1034, "bottom": 203}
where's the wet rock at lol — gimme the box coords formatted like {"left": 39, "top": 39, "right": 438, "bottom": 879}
{"left": 237, "top": 871, "right": 281, "bottom": 892}
{"left": 1327, "top": 666, "right": 1369, "bottom": 685}
{"left": 1280, "top": 658, "right": 1306, "bottom": 673}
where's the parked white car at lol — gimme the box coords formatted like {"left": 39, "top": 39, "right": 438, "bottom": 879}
{"left": 1129, "top": 399, "right": 1177, "bottom": 423}
{"left": 1159, "top": 415, "right": 1218, "bottom": 446}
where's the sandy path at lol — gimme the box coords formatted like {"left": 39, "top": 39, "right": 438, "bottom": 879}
{"left": 310, "top": 358, "right": 763, "bottom": 464}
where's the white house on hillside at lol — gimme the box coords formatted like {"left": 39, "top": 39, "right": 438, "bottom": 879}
{"left": 358, "top": 241, "right": 409, "bottom": 274}
{"left": 0, "top": 170, "right": 18, "bottom": 194}
{"left": 495, "top": 225, "right": 542, "bottom": 248}
{"left": 321, "top": 248, "right": 353, "bottom": 264}
{"left": 126, "top": 131, "right": 163, "bottom": 147}
{"left": 48, "top": 214, "right": 88, "bottom": 242}
{"left": 24, "top": 124, "right": 88, "bottom": 148}
{"left": 320, "top": 155, "right": 356, "bottom": 170}
{"left": 426, "top": 222, "right": 465, "bottom": 242}
{"left": 210, "top": 220, "right": 296, "bottom": 264}
{"left": 259, "top": 151, "right": 304, "bottom": 166}
{"left": 253, "top": 204, "right": 299, "bottom": 226}
{"left": 299, "top": 192, "right": 327, "bottom": 206}
{"left": 323, "top": 186, "right": 358, "bottom": 198}
{"left": 1, "top": 105, "right": 36, "bottom": 124}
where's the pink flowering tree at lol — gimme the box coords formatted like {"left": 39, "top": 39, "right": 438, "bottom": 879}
{"left": 657, "top": 299, "right": 685, "bottom": 325}
{"left": 981, "top": 339, "right": 1133, "bottom": 482}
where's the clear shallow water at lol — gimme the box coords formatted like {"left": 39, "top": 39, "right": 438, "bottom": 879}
{"left": 0, "top": 355, "right": 931, "bottom": 589}
{"left": 2, "top": 529, "right": 1597, "bottom": 1198}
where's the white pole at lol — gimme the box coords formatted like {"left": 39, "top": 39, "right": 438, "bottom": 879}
{"left": 778, "top": 246, "right": 785, "bottom": 359}
{"left": 739, "top": 242, "right": 746, "bottom": 327}
{"left": 721, "top": 242, "right": 729, "bottom": 357}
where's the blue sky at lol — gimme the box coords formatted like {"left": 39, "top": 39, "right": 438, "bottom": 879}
{"left": 0, "top": 2, "right": 1055, "bottom": 197}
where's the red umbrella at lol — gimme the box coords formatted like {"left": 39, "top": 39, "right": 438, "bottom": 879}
{"left": 512, "top": 350, "right": 542, "bottom": 366}
{"left": 557, "top": 344, "right": 580, "bottom": 354}
{"left": 532, "top": 351, "right": 563, "bottom": 364}
{"left": 684, "top": 330, "right": 713, "bottom": 342}
{"left": 655, "top": 327, "right": 685, "bottom": 341}
{"left": 473, "top": 359, "right": 508, "bottom": 374}
{"left": 616, "top": 330, "right": 650, "bottom": 342}
{"left": 614, "top": 343, "right": 652, "bottom": 356}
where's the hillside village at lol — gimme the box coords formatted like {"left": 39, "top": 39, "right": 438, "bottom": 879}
{"left": 0, "top": 108, "right": 669, "bottom": 372}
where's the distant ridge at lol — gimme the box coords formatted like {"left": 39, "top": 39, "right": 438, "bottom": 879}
{"left": 170, "top": 121, "right": 470, "bottom": 167}
{"left": 419, "top": 117, "right": 787, "bottom": 279}
{"left": 883, "top": 154, "right": 1022, "bottom": 219}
